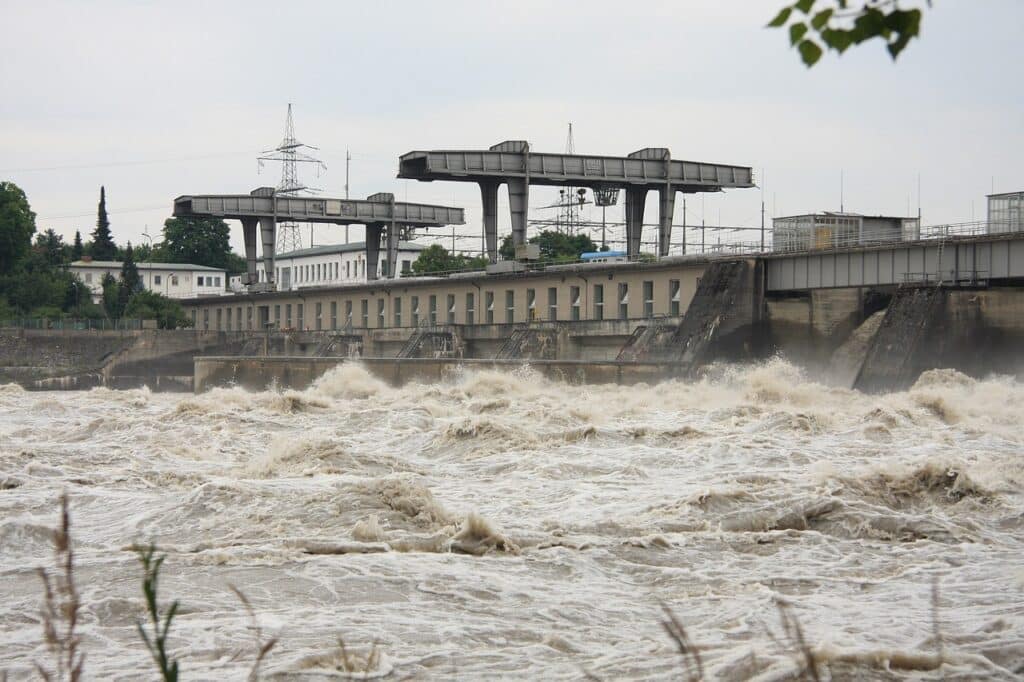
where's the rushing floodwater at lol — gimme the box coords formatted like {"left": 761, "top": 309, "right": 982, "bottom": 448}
{"left": 1, "top": 361, "right": 1023, "bottom": 680}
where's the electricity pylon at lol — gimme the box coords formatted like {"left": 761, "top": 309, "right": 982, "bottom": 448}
{"left": 257, "top": 104, "right": 326, "bottom": 253}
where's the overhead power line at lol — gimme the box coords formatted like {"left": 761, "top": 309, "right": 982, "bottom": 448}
{"left": 1, "top": 150, "right": 256, "bottom": 174}
{"left": 39, "top": 204, "right": 168, "bottom": 220}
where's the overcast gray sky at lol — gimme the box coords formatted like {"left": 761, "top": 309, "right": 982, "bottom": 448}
{"left": 2, "top": 0, "right": 1021, "bottom": 254}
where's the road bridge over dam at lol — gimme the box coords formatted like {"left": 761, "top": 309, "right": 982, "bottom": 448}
{"left": 764, "top": 231, "right": 1024, "bottom": 291}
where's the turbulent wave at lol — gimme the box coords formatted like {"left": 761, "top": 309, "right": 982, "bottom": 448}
{"left": 1, "top": 359, "right": 1023, "bottom": 679}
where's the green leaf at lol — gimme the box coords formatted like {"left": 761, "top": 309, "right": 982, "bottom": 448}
{"left": 767, "top": 6, "right": 792, "bottom": 27}
{"left": 798, "top": 39, "right": 824, "bottom": 66}
{"left": 852, "top": 8, "right": 886, "bottom": 44}
{"left": 790, "top": 22, "right": 808, "bottom": 45}
{"left": 887, "top": 29, "right": 916, "bottom": 59}
{"left": 137, "top": 622, "right": 154, "bottom": 654}
{"left": 163, "top": 600, "right": 179, "bottom": 636}
{"left": 795, "top": 0, "right": 814, "bottom": 13}
{"left": 821, "top": 28, "right": 853, "bottom": 53}
{"left": 811, "top": 8, "right": 833, "bottom": 30}
{"left": 885, "top": 8, "right": 921, "bottom": 35}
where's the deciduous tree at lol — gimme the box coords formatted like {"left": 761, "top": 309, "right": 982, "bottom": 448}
{"left": 0, "top": 181, "right": 37, "bottom": 271}
{"left": 101, "top": 273, "right": 122, "bottom": 319}
{"left": 411, "top": 244, "right": 488, "bottom": 275}
{"left": 123, "top": 290, "right": 189, "bottom": 329}
{"left": 157, "top": 216, "right": 236, "bottom": 270}
{"left": 499, "top": 230, "right": 597, "bottom": 262}
{"left": 34, "top": 228, "right": 66, "bottom": 267}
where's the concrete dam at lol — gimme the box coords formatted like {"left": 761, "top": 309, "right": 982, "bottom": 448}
{"left": 6, "top": 231, "right": 1024, "bottom": 393}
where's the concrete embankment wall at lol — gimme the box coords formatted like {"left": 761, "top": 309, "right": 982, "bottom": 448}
{"left": 0, "top": 321, "right": 650, "bottom": 391}
{"left": 194, "top": 356, "right": 688, "bottom": 392}
{"left": 1, "top": 329, "right": 250, "bottom": 391}
{"left": 101, "top": 330, "right": 248, "bottom": 389}
{"left": 0, "top": 329, "right": 135, "bottom": 387}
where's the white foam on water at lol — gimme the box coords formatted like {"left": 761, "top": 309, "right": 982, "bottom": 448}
{"left": 2, "top": 359, "right": 1023, "bottom": 679}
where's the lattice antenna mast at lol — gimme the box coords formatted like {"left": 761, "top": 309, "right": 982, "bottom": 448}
{"left": 257, "top": 104, "right": 326, "bottom": 252}
{"left": 563, "top": 123, "right": 579, "bottom": 234}
{"left": 537, "top": 123, "right": 590, "bottom": 236}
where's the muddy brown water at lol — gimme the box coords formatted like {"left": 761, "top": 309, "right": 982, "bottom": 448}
{"left": 1, "top": 361, "right": 1022, "bottom": 679}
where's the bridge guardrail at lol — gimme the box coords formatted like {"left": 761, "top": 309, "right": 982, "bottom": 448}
{"left": 901, "top": 270, "right": 990, "bottom": 287}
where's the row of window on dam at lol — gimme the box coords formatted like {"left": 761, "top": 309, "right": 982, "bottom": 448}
{"left": 188, "top": 263, "right": 702, "bottom": 332}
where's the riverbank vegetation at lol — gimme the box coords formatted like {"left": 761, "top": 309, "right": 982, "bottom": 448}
{"left": 0, "top": 182, "right": 197, "bottom": 327}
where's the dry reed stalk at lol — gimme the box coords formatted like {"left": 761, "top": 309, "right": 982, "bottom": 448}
{"left": 931, "top": 576, "right": 945, "bottom": 679}
{"left": 334, "top": 637, "right": 380, "bottom": 675}
{"left": 35, "top": 492, "right": 84, "bottom": 682}
{"left": 659, "top": 601, "right": 705, "bottom": 682}
{"left": 229, "top": 584, "right": 278, "bottom": 681}
{"left": 767, "top": 600, "right": 820, "bottom": 682}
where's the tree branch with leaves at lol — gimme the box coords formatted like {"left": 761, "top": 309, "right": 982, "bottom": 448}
{"left": 769, "top": 0, "right": 930, "bottom": 67}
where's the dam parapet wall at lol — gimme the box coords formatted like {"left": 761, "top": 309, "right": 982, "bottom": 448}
{"left": 194, "top": 356, "right": 689, "bottom": 392}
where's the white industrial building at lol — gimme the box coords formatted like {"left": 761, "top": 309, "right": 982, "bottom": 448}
{"left": 988, "top": 192, "right": 1024, "bottom": 233}
{"left": 69, "top": 259, "right": 227, "bottom": 302}
{"left": 772, "top": 212, "right": 920, "bottom": 253}
{"left": 230, "top": 241, "right": 426, "bottom": 292}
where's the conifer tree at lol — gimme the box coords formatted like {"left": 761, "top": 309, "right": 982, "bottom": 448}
{"left": 91, "top": 186, "right": 116, "bottom": 260}
{"left": 120, "top": 241, "right": 142, "bottom": 294}
{"left": 72, "top": 230, "right": 84, "bottom": 260}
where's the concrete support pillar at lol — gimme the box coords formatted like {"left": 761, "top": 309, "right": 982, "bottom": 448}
{"left": 624, "top": 188, "right": 648, "bottom": 257}
{"left": 508, "top": 177, "right": 529, "bottom": 249}
{"left": 479, "top": 180, "right": 499, "bottom": 263}
{"left": 241, "top": 217, "right": 258, "bottom": 286}
{"left": 365, "top": 223, "right": 383, "bottom": 281}
{"left": 657, "top": 187, "right": 675, "bottom": 257}
{"left": 386, "top": 222, "right": 400, "bottom": 278}
{"left": 258, "top": 216, "right": 276, "bottom": 288}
